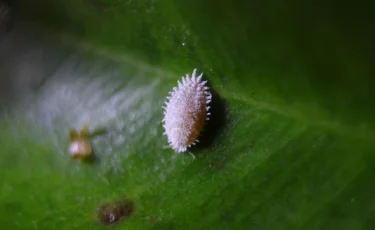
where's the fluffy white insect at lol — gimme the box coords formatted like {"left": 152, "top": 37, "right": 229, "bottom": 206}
{"left": 162, "top": 68, "right": 212, "bottom": 153}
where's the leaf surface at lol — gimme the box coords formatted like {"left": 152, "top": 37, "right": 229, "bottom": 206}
{"left": 1, "top": 0, "right": 375, "bottom": 229}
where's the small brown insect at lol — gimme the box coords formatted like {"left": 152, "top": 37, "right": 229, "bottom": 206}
{"left": 97, "top": 199, "right": 134, "bottom": 225}
{"left": 69, "top": 124, "right": 92, "bottom": 159}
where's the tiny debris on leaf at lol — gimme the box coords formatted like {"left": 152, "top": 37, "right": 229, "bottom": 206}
{"left": 69, "top": 124, "right": 92, "bottom": 159}
{"left": 210, "top": 161, "right": 224, "bottom": 170}
{"left": 97, "top": 198, "right": 134, "bottom": 226}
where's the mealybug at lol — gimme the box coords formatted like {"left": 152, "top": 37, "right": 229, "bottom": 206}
{"left": 162, "top": 68, "right": 212, "bottom": 153}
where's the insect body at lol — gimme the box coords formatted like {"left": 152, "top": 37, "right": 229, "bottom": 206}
{"left": 162, "top": 68, "right": 212, "bottom": 152}
{"left": 69, "top": 124, "right": 92, "bottom": 159}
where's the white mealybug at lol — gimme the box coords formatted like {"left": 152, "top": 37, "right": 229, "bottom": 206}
{"left": 162, "top": 68, "right": 212, "bottom": 153}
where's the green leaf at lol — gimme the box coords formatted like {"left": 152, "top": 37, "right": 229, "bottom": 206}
{"left": 2, "top": 0, "right": 375, "bottom": 229}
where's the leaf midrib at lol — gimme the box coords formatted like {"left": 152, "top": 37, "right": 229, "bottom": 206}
{"left": 13, "top": 20, "right": 374, "bottom": 144}
{"left": 40, "top": 29, "right": 374, "bottom": 143}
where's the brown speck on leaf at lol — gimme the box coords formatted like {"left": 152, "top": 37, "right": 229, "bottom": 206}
{"left": 97, "top": 198, "right": 134, "bottom": 225}
{"left": 210, "top": 162, "right": 224, "bottom": 170}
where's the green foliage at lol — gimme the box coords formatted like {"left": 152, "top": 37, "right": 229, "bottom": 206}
{"left": 1, "top": 0, "right": 375, "bottom": 229}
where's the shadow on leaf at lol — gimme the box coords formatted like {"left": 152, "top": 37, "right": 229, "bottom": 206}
{"left": 190, "top": 85, "right": 228, "bottom": 154}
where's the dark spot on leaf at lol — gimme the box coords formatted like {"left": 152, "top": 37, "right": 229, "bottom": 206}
{"left": 210, "top": 161, "right": 224, "bottom": 170}
{"left": 97, "top": 198, "right": 134, "bottom": 225}
{"left": 80, "top": 152, "right": 98, "bottom": 164}
{"left": 89, "top": 127, "right": 110, "bottom": 138}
